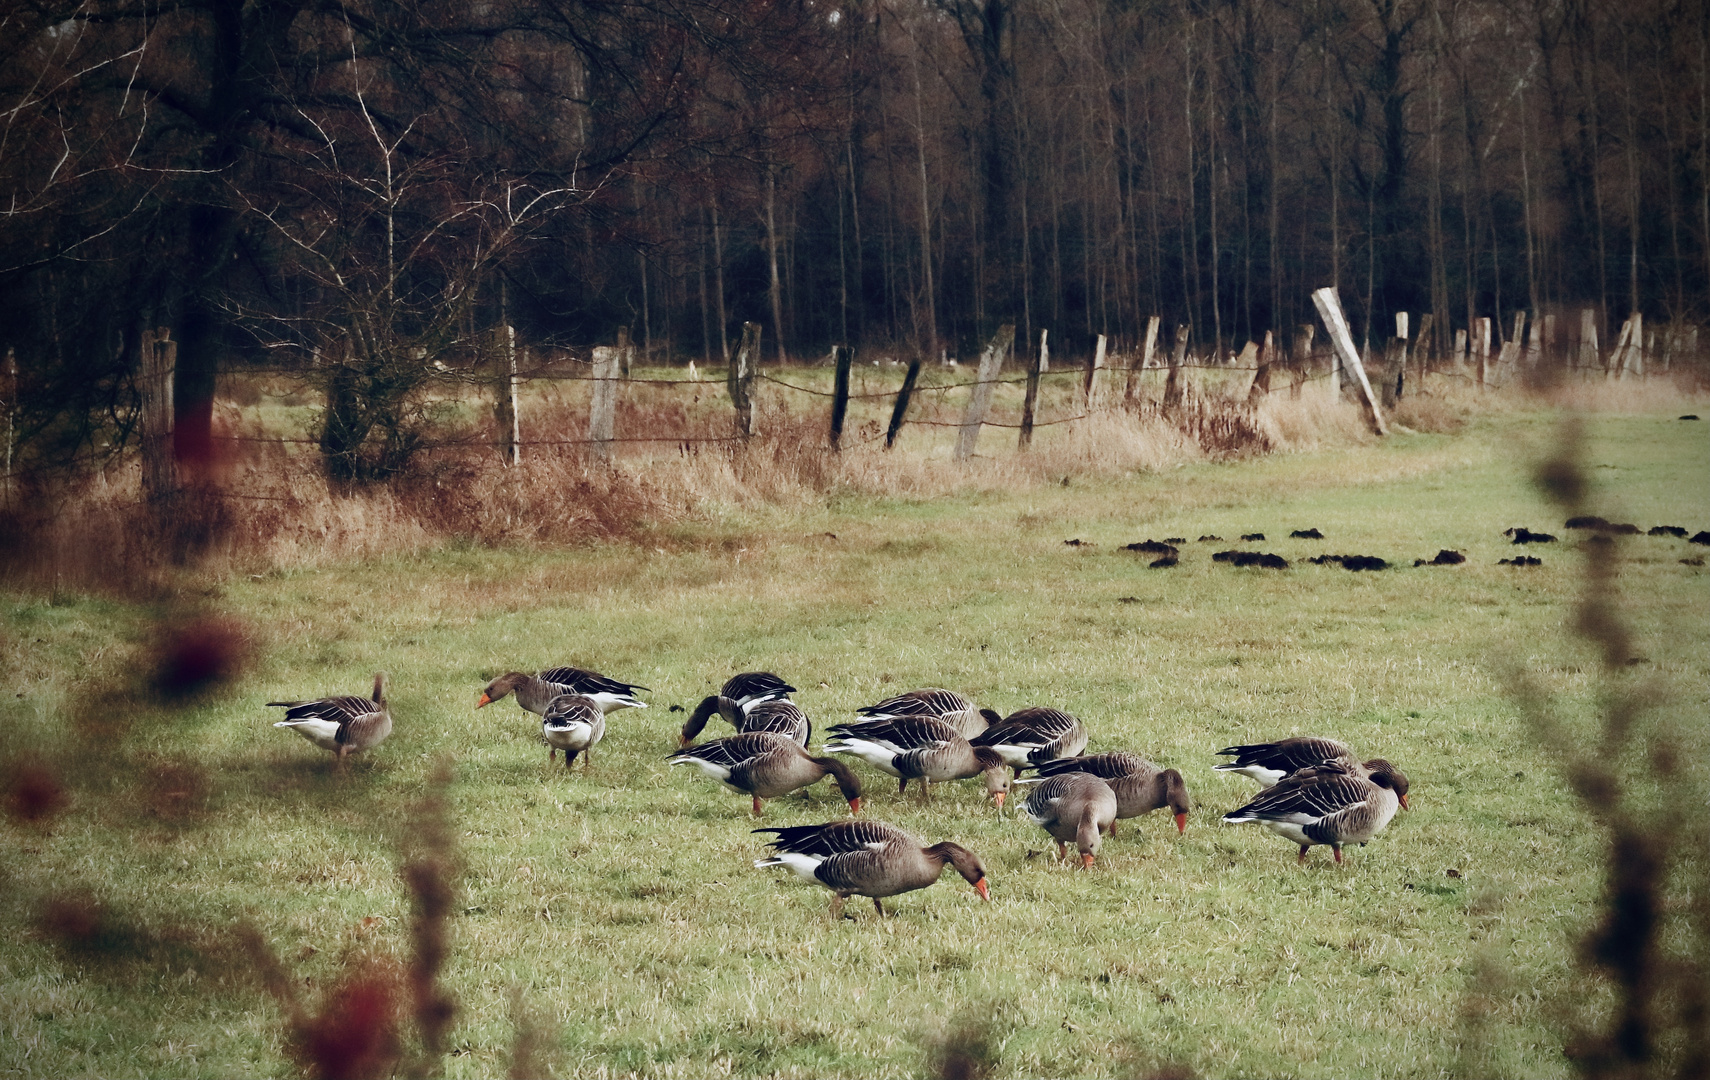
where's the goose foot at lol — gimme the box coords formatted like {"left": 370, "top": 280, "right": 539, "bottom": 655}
{"left": 751, "top": 796, "right": 764, "bottom": 816}
{"left": 1333, "top": 846, "right": 1344, "bottom": 865}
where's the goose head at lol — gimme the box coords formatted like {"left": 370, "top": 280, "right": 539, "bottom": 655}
{"left": 929, "top": 842, "right": 991, "bottom": 901}
{"left": 371, "top": 672, "right": 388, "bottom": 704}
{"left": 1161, "top": 768, "right": 1190, "bottom": 833}
{"left": 814, "top": 756, "right": 864, "bottom": 815}
{"left": 974, "top": 747, "right": 1011, "bottom": 808}
{"left": 1365, "top": 760, "right": 1411, "bottom": 809}
{"left": 477, "top": 672, "right": 530, "bottom": 708}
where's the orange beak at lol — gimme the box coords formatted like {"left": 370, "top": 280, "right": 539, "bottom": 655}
{"left": 1080, "top": 853, "right": 1096, "bottom": 869}
{"left": 475, "top": 694, "right": 491, "bottom": 709}
{"left": 974, "top": 878, "right": 990, "bottom": 902}
{"left": 848, "top": 798, "right": 862, "bottom": 816}
{"left": 1174, "top": 812, "right": 1188, "bottom": 834}
{"left": 992, "top": 791, "right": 1005, "bottom": 810}
{"left": 1399, "top": 794, "right": 1410, "bottom": 811}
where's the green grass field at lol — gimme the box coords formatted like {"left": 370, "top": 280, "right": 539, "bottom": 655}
{"left": 2, "top": 405, "right": 1706, "bottom": 1078}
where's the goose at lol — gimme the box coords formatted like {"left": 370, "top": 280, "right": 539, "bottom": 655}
{"left": 1222, "top": 759, "right": 1410, "bottom": 864}
{"left": 541, "top": 694, "right": 605, "bottom": 769}
{"left": 270, "top": 672, "right": 392, "bottom": 765}
{"left": 719, "top": 671, "right": 797, "bottom": 708}
{"left": 1019, "top": 772, "right": 1118, "bottom": 867}
{"left": 1214, "top": 737, "right": 1407, "bottom": 795}
{"left": 753, "top": 820, "right": 990, "bottom": 917}
{"left": 477, "top": 667, "right": 648, "bottom": 715}
{"left": 855, "top": 688, "right": 1002, "bottom": 739}
{"left": 680, "top": 696, "right": 811, "bottom": 747}
{"left": 970, "top": 707, "right": 1089, "bottom": 774}
{"left": 823, "top": 716, "right": 1011, "bottom": 805}
{"left": 667, "top": 732, "right": 862, "bottom": 816}
{"left": 1023, "top": 752, "right": 1190, "bottom": 834}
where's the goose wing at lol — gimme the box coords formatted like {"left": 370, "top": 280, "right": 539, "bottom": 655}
{"left": 755, "top": 820, "right": 914, "bottom": 856}
{"left": 973, "top": 707, "right": 1078, "bottom": 745}
{"left": 856, "top": 688, "right": 973, "bottom": 719}
{"left": 721, "top": 672, "right": 796, "bottom": 703}
{"left": 739, "top": 700, "right": 812, "bottom": 745}
{"left": 667, "top": 731, "right": 785, "bottom": 770}
{"left": 267, "top": 695, "right": 374, "bottom": 726}
{"left": 539, "top": 666, "right": 651, "bottom": 696}
{"left": 543, "top": 694, "right": 604, "bottom": 729}
{"left": 825, "top": 716, "right": 960, "bottom": 752}
{"left": 1215, "top": 737, "right": 1354, "bottom": 775}
{"left": 1225, "top": 767, "right": 1371, "bottom": 823}
{"left": 1019, "top": 773, "right": 1081, "bottom": 821}
{"left": 1034, "top": 751, "right": 1154, "bottom": 780}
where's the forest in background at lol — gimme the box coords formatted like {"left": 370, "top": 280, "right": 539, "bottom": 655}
{"left": 2, "top": 0, "right": 1707, "bottom": 477}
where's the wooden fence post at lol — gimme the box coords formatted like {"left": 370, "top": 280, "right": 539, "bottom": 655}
{"left": 1415, "top": 313, "right": 1434, "bottom": 383}
{"left": 1379, "top": 337, "right": 1405, "bottom": 408}
{"left": 956, "top": 323, "right": 1014, "bottom": 460}
{"left": 1496, "top": 312, "right": 1524, "bottom": 379}
{"left": 139, "top": 326, "right": 177, "bottom": 499}
{"left": 616, "top": 325, "right": 633, "bottom": 380}
{"left": 1247, "top": 330, "right": 1274, "bottom": 406}
{"left": 829, "top": 345, "right": 853, "bottom": 450}
{"left": 1627, "top": 312, "right": 1645, "bottom": 377}
{"left": 1292, "top": 324, "right": 1315, "bottom": 399}
{"left": 1579, "top": 309, "right": 1600, "bottom": 371}
{"left": 1038, "top": 328, "right": 1050, "bottom": 373}
{"left": 588, "top": 343, "right": 621, "bottom": 463}
{"left": 1163, "top": 324, "right": 1188, "bottom": 412}
{"left": 1475, "top": 317, "right": 1491, "bottom": 388}
{"left": 1083, "top": 333, "right": 1106, "bottom": 409}
{"left": 729, "top": 322, "right": 760, "bottom": 437}
{"left": 1607, "top": 318, "right": 1632, "bottom": 379}
{"left": 1311, "top": 287, "right": 1388, "bottom": 435}
{"left": 885, "top": 358, "right": 922, "bottom": 449}
{"left": 1019, "top": 333, "right": 1043, "bottom": 450}
{"left": 1127, "top": 315, "right": 1159, "bottom": 406}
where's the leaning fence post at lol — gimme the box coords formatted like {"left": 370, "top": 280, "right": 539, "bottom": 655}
{"left": 1627, "top": 312, "right": 1645, "bottom": 377}
{"left": 1247, "top": 330, "right": 1274, "bottom": 406}
{"left": 729, "top": 322, "right": 760, "bottom": 437}
{"left": 1019, "top": 332, "right": 1043, "bottom": 450}
{"left": 885, "top": 359, "right": 922, "bottom": 449}
{"left": 1127, "top": 316, "right": 1159, "bottom": 406}
{"left": 1083, "top": 333, "right": 1106, "bottom": 409}
{"left": 829, "top": 345, "right": 853, "bottom": 450}
{"left": 956, "top": 324, "right": 1014, "bottom": 460}
{"left": 1038, "top": 328, "right": 1050, "bottom": 373}
{"left": 1163, "top": 324, "right": 1188, "bottom": 412}
{"left": 1311, "top": 286, "right": 1388, "bottom": 435}
{"left": 1607, "top": 318, "right": 1632, "bottom": 380}
{"left": 139, "top": 327, "right": 177, "bottom": 500}
{"left": 588, "top": 343, "right": 621, "bottom": 463}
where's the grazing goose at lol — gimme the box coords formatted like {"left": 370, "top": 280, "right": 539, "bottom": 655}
{"left": 680, "top": 696, "right": 811, "bottom": 747}
{"left": 541, "top": 694, "right": 605, "bottom": 769}
{"left": 270, "top": 672, "right": 392, "bottom": 765}
{"left": 720, "top": 671, "right": 797, "bottom": 708}
{"left": 855, "top": 688, "right": 1002, "bottom": 739}
{"left": 970, "top": 707, "right": 1089, "bottom": 774}
{"left": 753, "top": 820, "right": 989, "bottom": 917}
{"left": 1025, "top": 752, "right": 1191, "bottom": 834}
{"left": 667, "top": 732, "right": 862, "bottom": 816}
{"left": 1020, "top": 772, "right": 1118, "bottom": 867}
{"left": 1222, "top": 759, "right": 1410, "bottom": 864}
{"left": 824, "top": 717, "right": 1012, "bottom": 805}
{"left": 478, "top": 667, "right": 648, "bottom": 715}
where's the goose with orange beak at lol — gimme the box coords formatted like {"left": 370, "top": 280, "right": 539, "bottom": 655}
{"left": 753, "top": 820, "right": 990, "bottom": 917}
{"left": 1021, "top": 752, "right": 1191, "bottom": 835}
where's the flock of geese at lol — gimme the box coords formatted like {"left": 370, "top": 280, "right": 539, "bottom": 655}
{"left": 269, "top": 667, "right": 1412, "bottom": 917}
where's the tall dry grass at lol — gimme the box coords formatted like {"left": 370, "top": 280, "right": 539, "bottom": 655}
{"left": 1, "top": 370, "right": 1698, "bottom": 592}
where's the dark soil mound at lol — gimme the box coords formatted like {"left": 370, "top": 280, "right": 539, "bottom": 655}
{"left": 1414, "top": 549, "right": 1466, "bottom": 566}
{"left": 1648, "top": 526, "right": 1688, "bottom": 538}
{"left": 1499, "top": 556, "right": 1543, "bottom": 566}
{"left": 1149, "top": 555, "right": 1178, "bottom": 569}
{"left": 1215, "top": 550, "right": 1288, "bottom": 569}
{"left": 1692, "top": 531, "right": 1710, "bottom": 546}
{"left": 1197, "top": 535, "right": 1223, "bottom": 542}
{"left": 1123, "top": 540, "right": 1179, "bottom": 556}
{"left": 1505, "top": 527, "right": 1557, "bottom": 544}
{"left": 1289, "top": 528, "right": 1325, "bottom": 539}
{"left": 1240, "top": 532, "right": 1266, "bottom": 542}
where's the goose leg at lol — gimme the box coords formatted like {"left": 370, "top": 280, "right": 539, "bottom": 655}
{"left": 873, "top": 897, "right": 885, "bottom": 917}
{"left": 1056, "top": 841, "right": 1068, "bottom": 863}
{"left": 829, "top": 894, "right": 846, "bottom": 919}
{"left": 898, "top": 778, "right": 908, "bottom": 794}
{"left": 1297, "top": 845, "right": 1310, "bottom": 865}
{"left": 1108, "top": 820, "right": 1118, "bottom": 837}
{"left": 564, "top": 751, "right": 577, "bottom": 771}
{"left": 1332, "top": 845, "right": 1344, "bottom": 865}
{"left": 550, "top": 748, "right": 557, "bottom": 763}
{"left": 751, "top": 795, "right": 764, "bottom": 816}
{"left": 921, "top": 780, "right": 931, "bottom": 803}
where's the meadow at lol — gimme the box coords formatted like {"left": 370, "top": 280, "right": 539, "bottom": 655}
{"left": 1, "top": 393, "right": 1706, "bottom": 1078}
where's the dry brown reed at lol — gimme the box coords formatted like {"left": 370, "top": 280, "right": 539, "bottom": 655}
{"left": 1503, "top": 418, "right": 1710, "bottom": 1079}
